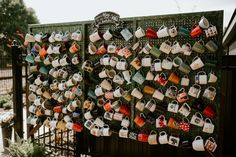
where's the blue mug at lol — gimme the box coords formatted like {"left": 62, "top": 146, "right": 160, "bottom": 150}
{"left": 178, "top": 27, "right": 190, "bottom": 36}
{"left": 87, "top": 90, "right": 97, "bottom": 99}
{"left": 39, "top": 66, "right": 49, "bottom": 75}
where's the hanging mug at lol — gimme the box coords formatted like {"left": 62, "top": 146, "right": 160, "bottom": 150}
{"left": 116, "top": 59, "right": 127, "bottom": 70}
{"left": 171, "top": 41, "right": 182, "bottom": 54}
{"left": 205, "top": 24, "right": 218, "bottom": 38}
{"left": 190, "top": 24, "right": 203, "bottom": 38}
{"left": 205, "top": 40, "right": 218, "bottom": 53}
{"left": 135, "top": 26, "right": 145, "bottom": 38}
{"left": 103, "top": 110, "right": 114, "bottom": 121}
{"left": 146, "top": 71, "right": 154, "bottom": 81}
{"left": 150, "top": 46, "right": 162, "bottom": 58}
{"left": 176, "top": 88, "right": 188, "bottom": 103}
{"left": 192, "top": 136, "right": 205, "bottom": 151}
{"left": 121, "top": 116, "right": 130, "bottom": 128}
{"left": 156, "top": 25, "right": 169, "bottom": 38}
{"left": 135, "top": 100, "right": 146, "bottom": 112}
{"left": 152, "top": 59, "right": 162, "bottom": 72}
{"left": 181, "top": 75, "right": 190, "bottom": 86}
{"left": 188, "top": 84, "right": 201, "bottom": 98}
{"left": 145, "top": 99, "right": 156, "bottom": 112}
{"left": 131, "top": 88, "right": 143, "bottom": 99}
{"left": 152, "top": 89, "right": 164, "bottom": 101}
{"left": 179, "top": 118, "right": 190, "bottom": 132}
{"left": 103, "top": 29, "right": 113, "bottom": 41}
{"left": 148, "top": 131, "right": 158, "bottom": 145}
{"left": 195, "top": 71, "right": 207, "bottom": 85}
{"left": 141, "top": 55, "right": 152, "bottom": 67}
{"left": 168, "top": 25, "right": 178, "bottom": 37}
{"left": 205, "top": 137, "right": 217, "bottom": 152}
{"left": 168, "top": 72, "right": 180, "bottom": 84}
{"left": 192, "top": 40, "right": 206, "bottom": 53}
{"left": 182, "top": 43, "right": 192, "bottom": 56}
{"left": 156, "top": 115, "right": 167, "bottom": 128}
{"left": 190, "top": 112, "right": 204, "bottom": 127}
{"left": 154, "top": 73, "right": 168, "bottom": 86}
{"left": 159, "top": 40, "right": 172, "bottom": 54}
{"left": 101, "top": 124, "right": 112, "bottom": 136}
{"left": 162, "top": 57, "right": 173, "bottom": 70}
{"left": 159, "top": 131, "right": 168, "bottom": 144}
{"left": 167, "top": 100, "right": 179, "bottom": 113}
{"left": 119, "top": 127, "right": 129, "bottom": 138}
{"left": 190, "top": 56, "right": 204, "bottom": 70}
{"left": 165, "top": 86, "right": 177, "bottom": 99}
{"left": 89, "top": 29, "right": 101, "bottom": 42}
{"left": 203, "top": 118, "right": 214, "bottom": 134}
{"left": 199, "top": 16, "right": 210, "bottom": 29}
{"left": 203, "top": 86, "right": 216, "bottom": 101}
{"left": 132, "top": 71, "right": 145, "bottom": 85}
{"left": 178, "top": 103, "right": 191, "bottom": 117}
{"left": 168, "top": 135, "right": 180, "bottom": 147}
{"left": 134, "top": 113, "right": 146, "bottom": 127}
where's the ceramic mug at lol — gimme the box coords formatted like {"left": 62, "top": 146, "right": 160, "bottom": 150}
{"left": 205, "top": 25, "right": 218, "bottom": 38}
{"left": 192, "top": 136, "right": 205, "bottom": 151}
{"left": 203, "top": 118, "right": 214, "bottom": 134}
{"left": 101, "top": 124, "right": 112, "bottom": 136}
{"left": 135, "top": 100, "right": 145, "bottom": 112}
{"left": 203, "top": 86, "right": 216, "bottom": 101}
{"left": 150, "top": 46, "right": 162, "bottom": 58}
{"left": 119, "top": 127, "right": 129, "bottom": 138}
{"left": 199, "top": 16, "right": 210, "bottom": 29}
{"left": 205, "top": 40, "right": 218, "bottom": 53}
{"left": 162, "top": 57, "right": 173, "bottom": 70}
{"left": 182, "top": 43, "right": 192, "bottom": 56}
{"left": 145, "top": 99, "right": 156, "bottom": 112}
{"left": 167, "top": 100, "right": 179, "bottom": 113}
{"left": 190, "top": 56, "right": 204, "bottom": 70}
{"left": 135, "top": 26, "right": 145, "bottom": 38}
{"left": 122, "top": 70, "right": 132, "bottom": 84}
{"left": 157, "top": 25, "right": 169, "bottom": 38}
{"left": 148, "top": 131, "right": 158, "bottom": 145}
{"left": 152, "top": 89, "right": 164, "bottom": 101}
{"left": 89, "top": 30, "right": 101, "bottom": 42}
{"left": 131, "top": 88, "right": 143, "bottom": 99}
{"left": 103, "top": 29, "right": 113, "bottom": 41}
{"left": 159, "top": 131, "right": 168, "bottom": 144}
{"left": 121, "top": 116, "right": 130, "bottom": 128}
{"left": 190, "top": 112, "right": 204, "bottom": 127}
{"left": 134, "top": 113, "right": 146, "bottom": 127}
{"left": 181, "top": 75, "right": 190, "bottom": 86}
{"left": 188, "top": 84, "right": 201, "bottom": 98}
{"left": 156, "top": 115, "right": 167, "bottom": 128}
{"left": 132, "top": 71, "right": 145, "bottom": 85}
{"left": 171, "top": 41, "right": 182, "bottom": 54}
{"left": 205, "top": 137, "right": 217, "bottom": 152}
{"left": 192, "top": 40, "right": 205, "bottom": 53}
{"left": 146, "top": 71, "right": 154, "bottom": 80}
{"left": 168, "top": 25, "right": 178, "bottom": 37}
{"left": 159, "top": 40, "right": 172, "bottom": 54}
{"left": 84, "top": 119, "right": 95, "bottom": 130}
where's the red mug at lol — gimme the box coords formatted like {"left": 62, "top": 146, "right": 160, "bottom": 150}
{"left": 138, "top": 131, "right": 149, "bottom": 143}
{"left": 72, "top": 123, "right": 83, "bottom": 132}
{"left": 191, "top": 25, "right": 203, "bottom": 38}
{"left": 119, "top": 105, "right": 131, "bottom": 116}
{"left": 134, "top": 114, "right": 146, "bottom": 127}
{"left": 146, "top": 27, "right": 157, "bottom": 38}
{"left": 53, "top": 105, "right": 62, "bottom": 113}
{"left": 203, "top": 105, "right": 215, "bottom": 118}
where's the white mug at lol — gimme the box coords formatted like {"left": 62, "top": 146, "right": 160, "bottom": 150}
{"left": 178, "top": 103, "right": 191, "bottom": 117}
{"left": 171, "top": 41, "right": 182, "bottom": 54}
{"left": 89, "top": 30, "right": 101, "bottom": 42}
{"left": 146, "top": 71, "right": 154, "bottom": 81}
{"left": 152, "top": 89, "right": 164, "bottom": 101}
{"left": 159, "top": 131, "right": 168, "bottom": 144}
{"left": 168, "top": 135, "right": 180, "bottom": 147}
{"left": 167, "top": 100, "right": 179, "bottom": 113}
{"left": 84, "top": 119, "right": 95, "bottom": 130}
{"left": 145, "top": 99, "right": 156, "bottom": 112}
{"left": 119, "top": 127, "right": 129, "bottom": 138}
{"left": 203, "top": 86, "right": 216, "bottom": 101}
{"left": 135, "top": 26, "right": 145, "bottom": 38}
{"left": 71, "top": 29, "right": 82, "bottom": 41}
{"left": 113, "top": 72, "right": 125, "bottom": 85}
{"left": 100, "top": 79, "right": 112, "bottom": 91}
{"left": 152, "top": 59, "right": 162, "bottom": 72}
{"left": 113, "top": 86, "right": 124, "bottom": 97}
{"left": 148, "top": 131, "right": 158, "bottom": 145}
{"left": 103, "top": 29, "right": 113, "bottom": 41}
{"left": 203, "top": 118, "right": 214, "bottom": 134}
{"left": 195, "top": 71, "right": 207, "bottom": 84}
{"left": 94, "top": 117, "right": 104, "bottom": 128}
{"left": 181, "top": 75, "right": 190, "bottom": 86}
{"left": 156, "top": 25, "right": 169, "bottom": 38}
{"left": 141, "top": 55, "right": 152, "bottom": 67}
{"left": 121, "top": 116, "right": 130, "bottom": 128}
{"left": 84, "top": 111, "right": 93, "bottom": 120}
{"left": 190, "top": 56, "right": 204, "bottom": 70}
{"left": 168, "top": 25, "right": 178, "bottom": 37}
{"left": 90, "top": 125, "right": 101, "bottom": 137}
{"left": 113, "top": 112, "right": 124, "bottom": 121}
{"left": 182, "top": 43, "right": 192, "bottom": 56}
{"left": 135, "top": 100, "right": 145, "bottom": 112}
{"left": 199, "top": 16, "right": 210, "bottom": 29}
{"left": 99, "top": 68, "right": 109, "bottom": 78}
{"left": 162, "top": 57, "right": 173, "bottom": 70}
{"left": 95, "top": 85, "right": 105, "bottom": 97}
{"left": 131, "top": 88, "right": 143, "bottom": 99}
{"left": 190, "top": 112, "right": 204, "bottom": 127}
{"left": 208, "top": 72, "right": 217, "bottom": 83}
{"left": 192, "top": 136, "right": 205, "bottom": 151}
{"left": 101, "top": 124, "right": 112, "bottom": 136}
{"left": 116, "top": 59, "right": 127, "bottom": 70}
{"left": 159, "top": 40, "right": 172, "bottom": 54}
{"left": 109, "top": 56, "right": 118, "bottom": 67}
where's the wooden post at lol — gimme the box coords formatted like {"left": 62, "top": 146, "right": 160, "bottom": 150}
{"left": 12, "top": 41, "right": 23, "bottom": 138}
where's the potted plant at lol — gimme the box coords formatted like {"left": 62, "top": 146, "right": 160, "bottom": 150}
{"left": 0, "top": 111, "right": 14, "bottom": 149}
{"left": 6, "top": 134, "right": 50, "bottom": 157}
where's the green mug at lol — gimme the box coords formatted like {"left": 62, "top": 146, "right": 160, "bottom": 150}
{"left": 132, "top": 71, "right": 145, "bottom": 85}
{"left": 87, "top": 90, "right": 97, "bottom": 99}
{"left": 25, "top": 53, "right": 35, "bottom": 63}
{"left": 178, "top": 27, "right": 190, "bottom": 36}
{"left": 192, "top": 40, "right": 206, "bottom": 53}
{"left": 205, "top": 40, "right": 218, "bottom": 53}
{"left": 150, "top": 46, "right": 162, "bottom": 58}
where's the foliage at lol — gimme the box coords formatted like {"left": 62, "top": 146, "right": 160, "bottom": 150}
{"left": 6, "top": 134, "right": 50, "bottom": 157}
{"left": 0, "top": 94, "right": 12, "bottom": 108}
{"left": 0, "top": 0, "right": 39, "bottom": 67}
{"left": 0, "top": 111, "right": 14, "bottom": 128}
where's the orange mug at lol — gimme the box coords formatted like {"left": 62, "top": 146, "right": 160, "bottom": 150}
{"left": 96, "top": 44, "right": 107, "bottom": 54}
{"left": 103, "top": 100, "right": 112, "bottom": 111}
{"left": 53, "top": 105, "right": 62, "bottom": 113}
{"left": 191, "top": 25, "right": 203, "bottom": 38}
{"left": 39, "top": 47, "right": 47, "bottom": 58}
{"left": 143, "top": 85, "right": 155, "bottom": 95}
{"left": 134, "top": 113, "right": 146, "bottom": 127}
{"left": 168, "top": 72, "right": 180, "bottom": 84}
{"left": 69, "top": 42, "right": 80, "bottom": 53}
{"left": 167, "top": 117, "right": 179, "bottom": 130}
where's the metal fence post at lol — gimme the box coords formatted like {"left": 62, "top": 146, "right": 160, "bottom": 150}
{"left": 11, "top": 41, "right": 23, "bottom": 138}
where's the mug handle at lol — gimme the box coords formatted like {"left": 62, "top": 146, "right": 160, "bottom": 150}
{"left": 153, "top": 59, "right": 161, "bottom": 63}
{"left": 159, "top": 131, "right": 167, "bottom": 136}
{"left": 120, "top": 58, "right": 126, "bottom": 62}
{"left": 208, "top": 137, "right": 216, "bottom": 143}
{"left": 182, "top": 117, "right": 189, "bottom": 123}
{"left": 165, "top": 40, "right": 172, "bottom": 46}
{"left": 178, "top": 88, "right": 185, "bottom": 93}
{"left": 205, "top": 118, "right": 212, "bottom": 124}
{"left": 170, "top": 86, "right": 177, "bottom": 91}
{"left": 197, "top": 71, "right": 206, "bottom": 75}
{"left": 150, "top": 130, "right": 157, "bottom": 135}
{"left": 183, "top": 103, "right": 191, "bottom": 111}
{"left": 195, "top": 112, "right": 203, "bottom": 120}
{"left": 171, "top": 100, "right": 178, "bottom": 105}
{"left": 194, "top": 136, "right": 202, "bottom": 140}
{"left": 158, "top": 24, "right": 166, "bottom": 31}
{"left": 150, "top": 99, "right": 156, "bottom": 105}
{"left": 193, "top": 84, "right": 201, "bottom": 89}
{"left": 173, "top": 41, "right": 178, "bottom": 45}
{"left": 192, "top": 56, "right": 199, "bottom": 62}
{"left": 166, "top": 57, "right": 172, "bottom": 62}
{"left": 208, "top": 86, "right": 216, "bottom": 92}
{"left": 140, "top": 113, "right": 146, "bottom": 119}
{"left": 198, "top": 39, "right": 205, "bottom": 45}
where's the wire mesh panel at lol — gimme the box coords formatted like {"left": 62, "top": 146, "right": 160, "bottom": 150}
{"left": 28, "top": 10, "right": 223, "bottom": 157}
